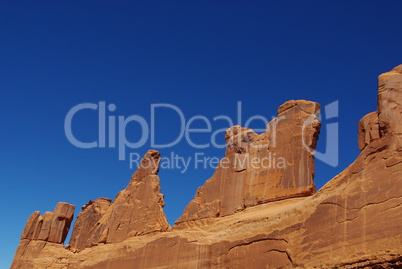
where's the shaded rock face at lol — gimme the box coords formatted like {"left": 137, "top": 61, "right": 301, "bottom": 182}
{"left": 176, "top": 100, "right": 321, "bottom": 224}
{"left": 10, "top": 65, "right": 402, "bottom": 269}
{"left": 378, "top": 65, "right": 402, "bottom": 136}
{"left": 358, "top": 112, "right": 380, "bottom": 151}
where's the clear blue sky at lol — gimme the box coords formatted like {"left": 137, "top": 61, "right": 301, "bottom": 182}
{"left": 1, "top": 1, "right": 401, "bottom": 268}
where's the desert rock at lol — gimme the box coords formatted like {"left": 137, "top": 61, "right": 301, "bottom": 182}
{"left": 10, "top": 66, "right": 402, "bottom": 269}
{"left": 82, "top": 150, "right": 170, "bottom": 247}
{"left": 67, "top": 150, "right": 170, "bottom": 252}
{"left": 176, "top": 99, "right": 321, "bottom": 223}
{"left": 68, "top": 198, "right": 112, "bottom": 252}
{"left": 20, "top": 202, "right": 75, "bottom": 244}
{"left": 378, "top": 64, "right": 402, "bottom": 136}
{"left": 47, "top": 202, "right": 75, "bottom": 244}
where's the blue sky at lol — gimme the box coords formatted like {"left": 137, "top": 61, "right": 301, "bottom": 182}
{"left": 1, "top": 1, "right": 402, "bottom": 268}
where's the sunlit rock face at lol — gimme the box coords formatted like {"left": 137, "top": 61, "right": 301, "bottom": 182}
{"left": 176, "top": 99, "right": 321, "bottom": 224}
{"left": 67, "top": 197, "right": 112, "bottom": 252}
{"left": 67, "top": 150, "right": 170, "bottom": 252}
{"left": 11, "top": 66, "right": 402, "bottom": 269}
{"left": 20, "top": 202, "right": 75, "bottom": 244}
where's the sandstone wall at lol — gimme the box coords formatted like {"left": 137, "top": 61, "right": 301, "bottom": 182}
{"left": 176, "top": 100, "right": 321, "bottom": 223}
{"left": 10, "top": 65, "right": 402, "bottom": 269}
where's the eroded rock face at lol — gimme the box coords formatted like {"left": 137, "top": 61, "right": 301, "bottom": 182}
{"left": 48, "top": 202, "right": 76, "bottom": 244}
{"left": 20, "top": 211, "right": 41, "bottom": 240}
{"left": 37, "top": 212, "right": 55, "bottom": 241}
{"left": 378, "top": 64, "right": 402, "bottom": 136}
{"left": 20, "top": 202, "right": 75, "bottom": 244}
{"left": 65, "top": 150, "right": 170, "bottom": 252}
{"left": 10, "top": 66, "right": 402, "bottom": 269}
{"left": 358, "top": 112, "right": 380, "bottom": 151}
{"left": 81, "top": 150, "right": 170, "bottom": 248}
{"left": 11, "top": 202, "right": 75, "bottom": 269}
{"left": 11, "top": 150, "right": 170, "bottom": 268}
{"left": 176, "top": 100, "right": 321, "bottom": 224}
{"left": 68, "top": 198, "right": 112, "bottom": 252}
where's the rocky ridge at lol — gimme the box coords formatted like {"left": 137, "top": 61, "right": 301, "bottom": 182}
{"left": 176, "top": 99, "right": 321, "bottom": 223}
{"left": 10, "top": 65, "right": 402, "bottom": 268}
{"left": 68, "top": 150, "right": 170, "bottom": 252}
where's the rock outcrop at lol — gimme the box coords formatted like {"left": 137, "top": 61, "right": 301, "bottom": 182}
{"left": 11, "top": 150, "right": 170, "bottom": 267}
{"left": 358, "top": 112, "right": 380, "bottom": 150}
{"left": 378, "top": 64, "right": 402, "bottom": 136}
{"left": 67, "top": 150, "right": 170, "bottom": 252}
{"left": 20, "top": 202, "right": 75, "bottom": 244}
{"left": 296, "top": 64, "right": 402, "bottom": 267}
{"left": 12, "top": 202, "right": 75, "bottom": 269}
{"left": 10, "top": 65, "right": 402, "bottom": 269}
{"left": 176, "top": 100, "right": 321, "bottom": 223}
{"left": 67, "top": 197, "right": 112, "bottom": 251}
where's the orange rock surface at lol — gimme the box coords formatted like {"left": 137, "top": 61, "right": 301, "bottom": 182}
{"left": 176, "top": 100, "right": 321, "bottom": 223}
{"left": 10, "top": 65, "right": 402, "bottom": 268}
{"left": 69, "top": 150, "right": 170, "bottom": 252}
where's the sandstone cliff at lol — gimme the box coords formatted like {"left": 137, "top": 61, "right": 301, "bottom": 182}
{"left": 20, "top": 202, "right": 75, "bottom": 244}
{"left": 11, "top": 150, "right": 170, "bottom": 268}
{"left": 176, "top": 100, "right": 321, "bottom": 223}
{"left": 67, "top": 150, "right": 170, "bottom": 252}
{"left": 10, "top": 65, "right": 402, "bottom": 268}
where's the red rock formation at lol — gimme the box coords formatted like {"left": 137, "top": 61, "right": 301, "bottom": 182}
{"left": 11, "top": 150, "right": 171, "bottom": 267}
{"left": 378, "top": 65, "right": 402, "bottom": 136}
{"left": 20, "top": 202, "right": 75, "bottom": 244}
{"left": 10, "top": 65, "right": 402, "bottom": 269}
{"left": 294, "top": 65, "right": 402, "bottom": 267}
{"left": 20, "top": 211, "right": 41, "bottom": 240}
{"left": 11, "top": 202, "right": 75, "bottom": 269}
{"left": 358, "top": 112, "right": 380, "bottom": 150}
{"left": 176, "top": 100, "right": 321, "bottom": 223}
{"left": 48, "top": 202, "right": 76, "bottom": 243}
{"left": 80, "top": 150, "right": 170, "bottom": 248}
{"left": 67, "top": 197, "right": 112, "bottom": 252}
{"left": 66, "top": 150, "right": 170, "bottom": 252}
